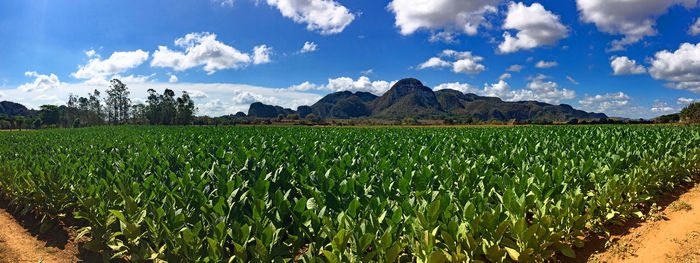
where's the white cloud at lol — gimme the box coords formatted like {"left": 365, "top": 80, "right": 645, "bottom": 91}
{"left": 285, "top": 76, "right": 393, "bottom": 95}
{"left": 418, "top": 50, "right": 486, "bottom": 75}
{"left": 265, "top": 0, "right": 355, "bottom": 35}
{"left": 215, "top": 0, "right": 234, "bottom": 7}
{"left": 648, "top": 42, "right": 700, "bottom": 93}
{"left": 151, "top": 32, "right": 253, "bottom": 74}
{"left": 434, "top": 82, "right": 478, "bottom": 94}
{"left": 651, "top": 100, "right": 676, "bottom": 113}
{"left": 506, "top": 64, "right": 524, "bottom": 72}
{"left": 252, "top": 45, "right": 273, "bottom": 64}
{"left": 610, "top": 56, "right": 647, "bottom": 75}
{"left": 18, "top": 72, "right": 61, "bottom": 92}
{"left": 690, "top": 18, "right": 700, "bottom": 36}
{"left": 418, "top": 57, "right": 451, "bottom": 69}
{"left": 186, "top": 89, "right": 208, "bottom": 99}
{"left": 387, "top": 0, "right": 500, "bottom": 37}
{"left": 169, "top": 75, "right": 179, "bottom": 83}
{"left": 577, "top": 91, "right": 641, "bottom": 116}
{"left": 498, "top": 2, "right": 568, "bottom": 54}
{"left": 113, "top": 74, "right": 155, "bottom": 84}
{"left": 566, "top": 76, "right": 579, "bottom": 85}
{"left": 535, "top": 60, "right": 558, "bottom": 68}
{"left": 360, "top": 69, "right": 374, "bottom": 75}
{"left": 85, "top": 49, "right": 98, "bottom": 58}
{"left": 232, "top": 90, "right": 277, "bottom": 104}
{"left": 35, "top": 94, "right": 60, "bottom": 101}
{"left": 287, "top": 81, "right": 318, "bottom": 91}
{"left": 499, "top": 73, "right": 512, "bottom": 80}
{"left": 678, "top": 97, "right": 700, "bottom": 104}
{"left": 298, "top": 41, "right": 318, "bottom": 53}
{"left": 72, "top": 50, "right": 149, "bottom": 82}
{"left": 576, "top": 0, "right": 697, "bottom": 51}
{"left": 435, "top": 75, "right": 575, "bottom": 104}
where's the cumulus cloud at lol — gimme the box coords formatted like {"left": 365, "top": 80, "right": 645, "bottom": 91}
{"left": 265, "top": 0, "right": 355, "bottom": 35}
{"left": 186, "top": 89, "right": 208, "bottom": 99}
{"left": 387, "top": 0, "right": 500, "bottom": 37}
{"left": 298, "top": 41, "right": 318, "bottom": 53}
{"left": 433, "top": 82, "right": 478, "bottom": 94}
{"left": 151, "top": 32, "right": 253, "bottom": 74}
{"left": 169, "top": 75, "right": 179, "bottom": 83}
{"left": 690, "top": 18, "right": 700, "bottom": 36}
{"left": 113, "top": 74, "right": 155, "bottom": 84}
{"left": 72, "top": 50, "right": 149, "bottom": 82}
{"left": 252, "top": 45, "right": 273, "bottom": 64}
{"left": 498, "top": 2, "right": 568, "bottom": 54}
{"left": 648, "top": 42, "right": 700, "bottom": 93}
{"left": 232, "top": 90, "right": 277, "bottom": 104}
{"left": 651, "top": 100, "right": 676, "bottom": 113}
{"left": 435, "top": 75, "right": 575, "bottom": 104}
{"left": 506, "top": 64, "right": 524, "bottom": 72}
{"left": 18, "top": 72, "right": 61, "bottom": 92}
{"left": 285, "top": 76, "right": 393, "bottom": 95}
{"left": 678, "top": 97, "right": 700, "bottom": 104}
{"left": 418, "top": 50, "right": 486, "bottom": 75}
{"left": 535, "top": 60, "right": 558, "bottom": 68}
{"left": 576, "top": 0, "right": 698, "bottom": 51}
{"left": 576, "top": 91, "right": 648, "bottom": 116}
{"left": 610, "top": 56, "right": 647, "bottom": 75}
{"left": 499, "top": 73, "right": 512, "bottom": 80}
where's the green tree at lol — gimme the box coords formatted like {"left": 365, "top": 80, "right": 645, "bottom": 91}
{"left": 680, "top": 102, "right": 700, "bottom": 124}
{"left": 105, "top": 79, "right": 131, "bottom": 125}
{"left": 39, "top": 105, "right": 60, "bottom": 127}
{"left": 175, "top": 91, "right": 195, "bottom": 125}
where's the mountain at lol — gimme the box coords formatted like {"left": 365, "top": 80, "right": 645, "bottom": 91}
{"left": 246, "top": 78, "right": 607, "bottom": 121}
{"left": 247, "top": 102, "right": 295, "bottom": 118}
{"left": 0, "top": 101, "right": 35, "bottom": 116}
{"left": 369, "top": 78, "right": 443, "bottom": 119}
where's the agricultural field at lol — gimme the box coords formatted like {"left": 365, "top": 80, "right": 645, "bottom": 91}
{"left": 0, "top": 126, "right": 699, "bottom": 262}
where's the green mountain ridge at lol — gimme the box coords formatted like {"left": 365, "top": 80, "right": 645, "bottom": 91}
{"left": 247, "top": 78, "right": 608, "bottom": 121}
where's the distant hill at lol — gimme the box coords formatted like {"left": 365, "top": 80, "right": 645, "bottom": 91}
{"left": 246, "top": 78, "right": 608, "bottom": 121}
{"left": 0, "top": 101, "right": 35, "bottom": 116}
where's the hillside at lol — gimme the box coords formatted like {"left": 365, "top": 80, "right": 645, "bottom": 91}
{"left": 0, "top": 101, "right": 35, "bottom": 116}
{"left": 247, "top": 78, "right": 607, "bottom": 121}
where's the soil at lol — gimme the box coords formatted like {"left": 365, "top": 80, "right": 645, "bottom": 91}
{"left": 571, "top": 182, "right": 700, "bottom": 263}
{"left": 0, "top": 199, "right": 99, "bottom": 263}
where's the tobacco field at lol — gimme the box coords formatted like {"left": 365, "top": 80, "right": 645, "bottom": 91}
{"left": 0, "top": 125, "right": 698, "bottom": 262}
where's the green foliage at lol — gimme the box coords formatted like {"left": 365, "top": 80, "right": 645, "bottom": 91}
{"left": 680, "top": 102, "right": 700, "bottom": 124}
{"left": 0, "top": 126, "right": 698, "bottom": 262}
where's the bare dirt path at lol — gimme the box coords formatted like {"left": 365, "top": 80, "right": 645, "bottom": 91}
{"left": 582, "top": 182, "right": 700, "bottom": 263}
{"left": 0, "top": 208, "right": 77, "bottom": 262}
{"left": 0, "top": 209, "right": 80, "bottom": 263}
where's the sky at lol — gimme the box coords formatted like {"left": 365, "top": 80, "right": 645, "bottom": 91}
{"left": 1, "top": 0, "right": 700, "bottom": 118}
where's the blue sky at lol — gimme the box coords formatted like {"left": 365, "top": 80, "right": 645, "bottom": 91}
{"left": 1, "top": 0, "right": 700, "bottom": 118}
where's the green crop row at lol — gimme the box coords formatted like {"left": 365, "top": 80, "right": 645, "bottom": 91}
{"left": 0, "top": 126, "right": 698, "bottom": 262}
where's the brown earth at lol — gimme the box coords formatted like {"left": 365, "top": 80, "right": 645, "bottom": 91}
{"left": 570, "top": 181, "right": 700, "bottom": 263}
{"left": 0, "top": 199, "right": 99, "bottom": 263}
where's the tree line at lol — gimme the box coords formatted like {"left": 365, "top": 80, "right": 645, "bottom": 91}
{"left": 0, "top": 79, "right": 196, "bottom": 130}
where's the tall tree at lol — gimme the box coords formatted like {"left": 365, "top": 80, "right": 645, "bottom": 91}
{"left": 105, "top": 79, "right": 131, "bottom": 125}
{"left": 176, "top": 91, "right": 196, "bottom": 125}
{"left": 160, "top": 89, "right": 176, "bottom": 125}
{"left": 88, "top": 89, "right": 104, "bottom": 125}
{"left": 39, "top": 105, "right": 60, "bottom": 127}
